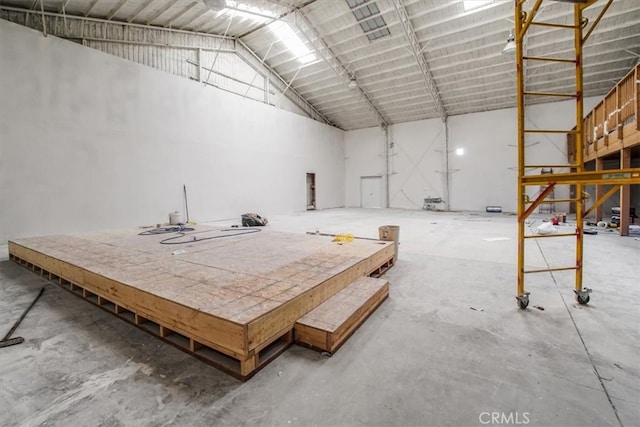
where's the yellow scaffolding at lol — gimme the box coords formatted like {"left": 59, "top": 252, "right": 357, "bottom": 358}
{"left": 514, "top": 0, "right": 640, "bottom": 309}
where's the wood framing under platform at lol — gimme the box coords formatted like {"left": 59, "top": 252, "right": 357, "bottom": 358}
{"left": 8, "top": 227, "right": 394, "bottom": 379}
{"left": 294, "top": 276, "right": 389, "bottom": 354}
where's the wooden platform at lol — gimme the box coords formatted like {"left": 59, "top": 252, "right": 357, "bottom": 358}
{"left": 568, "top": 64, "right": 640, "bottom": 164}
{"left": 8, "top": 226, "right": 394, "bottom": 379}
{"left": 294, "top": 276, "right": 389, "bottom": 354}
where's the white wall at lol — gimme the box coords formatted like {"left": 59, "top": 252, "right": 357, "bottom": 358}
{"left": 447, "top": 107, "right": 517, "bottom": 212}
{"left": 344, "top": 119, "right": 446, "bottom": 209}
{"left": 449, "top": 98, "right": 599, "bottom": 212}
{"left": 0, "top": 20, "right": 344, "bottom": 243}
{"left": 344, "top": 126, "right": 386, "bottom": 207}
{"left": 388, "top": 119, "right": 446, "bottom": 209}
{"left": 345, "top": 98, "right": 599, "bottom": 213}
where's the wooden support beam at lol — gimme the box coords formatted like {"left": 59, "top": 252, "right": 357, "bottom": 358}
{"left": 159, "top": 325, "right": 172, "bottom": 338}
{"left": 595, "top": 157, "right": 604, "bottom": 221}
{"left": 584, "top": 185, "right": 620, "bottom": 219}
{"left": 522, "top": 168, "right": 640, "bottom": 186}
{"left": 189, "top": 338, "right": 203, "bottom": 352}
{"left": 616, "top": 82, "right": 623, "bottom": 140}
{"left": 283, "top": 329, "right": 294, "bottom": 344}
{"left": 636, "top": 66, "right": 640, "bottom": 132}
{"left": 240, "top": 352, "right": 257, "bottom": 377}
{"left": 134, "top": 314, "right": 147, "bottom": 325}
{"left": 620, "top": 148, "right": 631, "bottom": 236}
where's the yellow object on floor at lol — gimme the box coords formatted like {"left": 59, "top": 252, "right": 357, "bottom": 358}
{"left": 332, "top": 233, "right": 354, "bottom": 243}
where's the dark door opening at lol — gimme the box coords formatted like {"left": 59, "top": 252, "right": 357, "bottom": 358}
{"left": 306, "top": 173, "right": 316, "bottom": 210}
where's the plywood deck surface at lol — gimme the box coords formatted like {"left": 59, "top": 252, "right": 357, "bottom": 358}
{"left": 9, "top": 226, "right": 394, "bottom": 377}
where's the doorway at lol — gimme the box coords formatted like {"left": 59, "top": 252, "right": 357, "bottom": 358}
{"left": 306, "top": 173, "right": 316, "bottom": 210}
{"left": 361, "top": 176, "right": 383, "bottom": 208}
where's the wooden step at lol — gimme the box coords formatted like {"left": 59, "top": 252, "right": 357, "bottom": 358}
{"left": 294, "top": 276, "right": 389, "bottom": 355}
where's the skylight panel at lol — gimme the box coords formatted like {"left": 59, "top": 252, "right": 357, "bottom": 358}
{"left": 463, "top": 0, "right": 494, "bottom": 11}
{"left": 268, "top": 21, "right": 317, "bottom": 64}
{"left": 222, "top": 1, "right": 277, "bottom": 24}
{"left": 346, "top": 0, "right": 367, "bottom": 8}
{"left": 346, "top": 0, "right": 390, "bottom": 42}
{"left": 367, "top": 27, "right": 390, "bottom": 41}
{"left": 359, "top": 15, "right": 386, "bottom": 33}
{"left": 353, "top": 3, "right": 380, "bottom": 21}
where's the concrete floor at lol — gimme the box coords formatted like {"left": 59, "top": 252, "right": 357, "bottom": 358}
{"left": 1, "top": 208, "right": 638, "bottom": 427}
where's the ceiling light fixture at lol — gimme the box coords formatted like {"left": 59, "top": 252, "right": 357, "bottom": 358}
{"left": 348, "top": 78, "right": 358, "bottom": 89}
{"left": 502, "top": 30, "right": 516, "bottom": 55}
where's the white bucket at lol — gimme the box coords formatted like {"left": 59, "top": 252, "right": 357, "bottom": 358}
{"left": 169, "top": 211, "right": 184, "bottom": 225}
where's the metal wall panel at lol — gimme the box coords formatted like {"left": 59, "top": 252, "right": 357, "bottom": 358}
{"left": 0, "top": 9, "right": 322, "bottom": 124}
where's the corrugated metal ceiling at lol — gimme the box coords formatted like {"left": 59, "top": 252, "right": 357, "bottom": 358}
{"left": 1, "top": 0, "right": 639, "bottom": 130}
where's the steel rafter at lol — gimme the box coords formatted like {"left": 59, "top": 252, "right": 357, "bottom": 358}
{"left": 0, "top": 5, "right": 233, "bottom": 38}
{"left": 291, "top": 7, "right": 389, "bottom": 127}
{"left": 0, "top": 5, "right": 330, "bottom": 127}
{"left": 106, "top": 0, "right": 128, "bottom": 20}
{"left": 83, "top": 0, "right": 101, "bottom": 17}
{"left": 393, "top": 0, "right": 446, "bottom": 122}
{"left": 127, "top": 0, "right": 154, "bottom": 23}
{"left": 164, "top": 1, "right": 199, "bottom": 28}
{"left": 236, "top": 39, "right": 332, "bottom": 126}
{"left": 58, "top": 0, "right": 71, "bottom": 14}
{"left": 145, "top": 0, "right": 180, "bottom": 25}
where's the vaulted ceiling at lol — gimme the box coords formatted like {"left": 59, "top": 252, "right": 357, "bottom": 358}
{"left": 2, "top": 0, "right": 639, "bottom": 130}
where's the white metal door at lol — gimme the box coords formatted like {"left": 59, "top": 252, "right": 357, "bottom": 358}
{"left": 361, "top": 176, "right": 382, "bottom": 208}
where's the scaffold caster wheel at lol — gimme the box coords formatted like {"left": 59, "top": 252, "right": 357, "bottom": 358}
{"left": 574, "top": 288, "right": 592, "bottom": 305}
{"left": 516, "top": 292, "right": 530, "bottom": 310}
{"left": 576, "top": 294, "right": 590, "bottom": 305}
